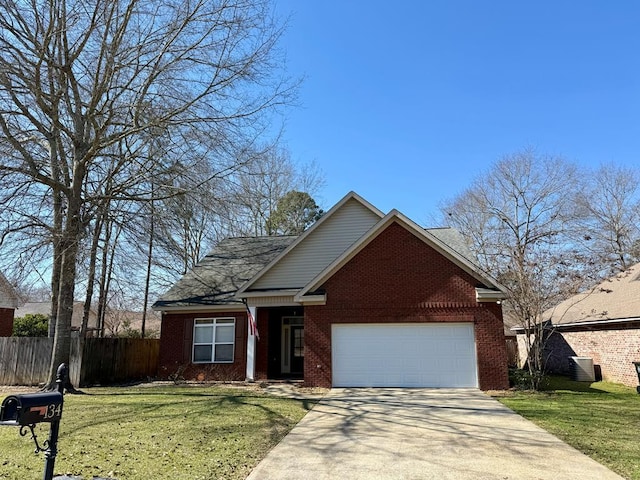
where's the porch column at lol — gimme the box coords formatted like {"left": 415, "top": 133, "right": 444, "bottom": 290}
{"left": 246, "top": 306, "right": 257, "bottom": 381}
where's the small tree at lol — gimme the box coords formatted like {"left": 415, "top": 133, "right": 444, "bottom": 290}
{"left": 12, "top": 314, "right": 49, "bottom": 337}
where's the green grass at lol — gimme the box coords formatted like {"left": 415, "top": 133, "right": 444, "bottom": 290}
{"left": 495, "top": 376, "right": 640, "bottom": 480}
{"left": 0, "top": 385, "right": 317, "bottom": 480}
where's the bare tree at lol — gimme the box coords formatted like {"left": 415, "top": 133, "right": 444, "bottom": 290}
{"left": 226, "top": 147, "right": 326, "bottom": 236}
{"left": 576, "top": 163, "right": 640, "bottom": 275}
{"left": 0, "top": 0, "right": 295, "bottom": 388}
{"left": 231, "top": 147, "right": 299, "bottom": 236}
{"left": 441, "top": 150, "right": 581, "bottom": 388}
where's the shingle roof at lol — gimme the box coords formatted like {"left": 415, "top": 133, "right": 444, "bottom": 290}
{"left": 153, "top": 227, "right": 487, "bottom": 310}
{"left": 425, "top": 227, "right": 476, "bottom": 263}
{"left": 544, "top": 262, "right": 640, "bottom": 326}
{"left": 153, "top": 236, "right": 296, "bottom": 308}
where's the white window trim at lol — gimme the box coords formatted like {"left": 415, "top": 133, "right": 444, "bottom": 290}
{"left": 193, "top": 317, "right": 236, "bottom": 364}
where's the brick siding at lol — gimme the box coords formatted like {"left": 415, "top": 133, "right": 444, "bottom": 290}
{"left": 0, "top": 308, "right": 14, "bottom": 337}
{"left": 158, "top": 310, "right": 247, "bottom": 381}
{"left": 304, "top": 222, "right": 509, "bottom": 390}
{"left": 541, "top": 328, "right": 640, "bottom": 387}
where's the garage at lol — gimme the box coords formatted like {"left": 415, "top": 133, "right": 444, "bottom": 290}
{"left": 332, "top": 323, "right": 478, "bottom": 387}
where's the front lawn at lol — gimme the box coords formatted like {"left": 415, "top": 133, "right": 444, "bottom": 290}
{"left": 495, "top": 376, "right": 640, "bottom": 480}
{"left": 0, "top": 384, "right": 318, "bottom": 480}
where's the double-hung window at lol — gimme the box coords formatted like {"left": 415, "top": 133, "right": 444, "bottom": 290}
{"left": 193, "top": 317, "right": 235, "bottom": 363}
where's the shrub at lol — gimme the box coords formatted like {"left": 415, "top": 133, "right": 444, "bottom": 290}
{"left": 12, "top": 313, "right": 49, "bottom": 337}
{"left": 508, "top": 367, "right": 547, "bottom": 390}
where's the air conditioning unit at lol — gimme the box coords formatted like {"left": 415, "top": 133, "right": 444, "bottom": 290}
{"left": 569, "top": 356, "right": 595, "bottom": 382}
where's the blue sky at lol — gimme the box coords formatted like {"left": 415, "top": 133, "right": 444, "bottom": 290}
{"left": 273, "top": 1, "right": 640, "bottom": 225}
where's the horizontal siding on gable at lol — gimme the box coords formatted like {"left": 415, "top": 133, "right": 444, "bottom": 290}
{"left": 251, "top": 199, "right": 381, "bottom": 290}
{"left": 0, "top": 287, "right": 18, "bottom": 309}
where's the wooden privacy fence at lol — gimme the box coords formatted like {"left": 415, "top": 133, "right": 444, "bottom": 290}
{"left": 505, "top": 336, "right": 519, "bottom": 368}
{"left": 0, "top": 337, "right": 159, "bottom": 387}
{"left": 78, "top": 338, "right": 159, "bottom": 386}
{"left": 0, "top": 337, "right": 53, "bottom": 386}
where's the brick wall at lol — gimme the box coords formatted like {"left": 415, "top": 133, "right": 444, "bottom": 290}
{"left": 543, "top": 328, "right": 640, "bottom": 387}
{"left": 158, "top": 310, "right": 247, "bottom": 381}
{"left": 0, "top": 308, "right": 14, "bottom": 337}
{"left": 304, "top": 222, "right": 509, "bottom": 390}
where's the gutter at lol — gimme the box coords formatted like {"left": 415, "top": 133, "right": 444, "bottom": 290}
{"left": 511, "top": 316, "right": 640, "bottom": 333}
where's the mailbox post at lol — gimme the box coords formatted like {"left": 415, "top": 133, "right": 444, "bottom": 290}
{"left": 44, "top": 363, "right": 66, "bottom": 480}
{"left": 0, "top": 363, "right": 67, "bottom": 480}
{"left": 633, "top": 362, "right": 640, "bottom": 394}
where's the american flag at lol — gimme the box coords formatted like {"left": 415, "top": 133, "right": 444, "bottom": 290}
{"left": 247, "top": 306, "right": 259, "bottom": 340}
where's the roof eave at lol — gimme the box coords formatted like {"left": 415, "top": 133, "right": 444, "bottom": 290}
{"left": 296, "top": 294, "right": 327, "bottom": 306}
{"left": 511, "top": 316, "right": 640, "bottom": 333}
{"left": 237, "top": 289, "right": 300, "bottom": 298}
{"left": 475, "top": 288, "right": 507, "bottom": 303}
{"left": 152, "top": 303, "right": 245, "bottom": 313}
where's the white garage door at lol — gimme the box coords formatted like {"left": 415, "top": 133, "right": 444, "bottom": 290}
{"left": 332, "top": 323, "right": 478, "bottom": 388}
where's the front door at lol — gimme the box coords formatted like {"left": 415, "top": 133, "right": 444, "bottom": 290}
{"left": 281, "top": 316, "right": 304, "bottom": 376}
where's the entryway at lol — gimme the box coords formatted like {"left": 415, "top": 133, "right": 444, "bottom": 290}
{"left": 266, "top": 307, "right": 304, "bottom": 379}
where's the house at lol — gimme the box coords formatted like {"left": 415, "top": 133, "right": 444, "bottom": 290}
{"left": 0, "top": 272, "right": 20, "bottom": 336}
{"left": 102, "top": 309, "right": 162, "bottom": 338}
{"left": 153, "top": 192, "right": 509, "bottom": 389}
{"left": 515, "top": 263, "right": 640, "bottom": 387}
{"left": 15, "top": 301, "right": 99, "bottom": 336}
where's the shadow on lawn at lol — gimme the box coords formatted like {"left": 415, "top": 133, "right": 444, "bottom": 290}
{"left": 539, "top": 375, "right": 635, "bottom": 396}
{"left": 62, "top": 388, "right": 317, "bottom": 438}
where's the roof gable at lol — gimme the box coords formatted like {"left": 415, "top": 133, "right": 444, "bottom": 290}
{"left": 237, "top": 192, "right": 383, "bottom": 295}
{"left": 295, "top": 210, "right": 505, "bottom": 301}
{"left": 0, "top": 272, "right": 19, "bottom": 309}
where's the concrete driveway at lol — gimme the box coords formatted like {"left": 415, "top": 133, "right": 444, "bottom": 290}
{"left": 247, "top": 388, "right": 623, "bottom": 480}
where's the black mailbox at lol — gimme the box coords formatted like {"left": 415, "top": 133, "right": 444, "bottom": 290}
{"left": 0, "top": 392, "right": 63, "bottom": 426}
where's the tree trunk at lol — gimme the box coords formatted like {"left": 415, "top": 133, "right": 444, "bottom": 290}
{"left": 81, "top": 213, "right": 104, "bottom": 337}
{"left": 96, "top": 216, "right": 113, "bottom": 337}
{"left": 49, "top": 140, "right": 63, "bottom": 339}
{"left": 49, "top": 236, "right": 62, "bottom": 338}
{"left": 46, "top": 220, "right": 80, "bottom": 390}
{"left": 45, "top": 160, "right": 86, "bottom": 391}
{"left": 141, "top": 195, "right": 155, "bottom": 339}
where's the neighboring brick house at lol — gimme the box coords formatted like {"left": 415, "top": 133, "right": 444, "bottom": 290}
{"left": 0, "top": 272, "right": 20, "bottom": 336}
{"left": 153, "top": 192, "right": 509, "bottom": 389}
{"left": 515, "top": 263, "right": 640, "bottom": 387}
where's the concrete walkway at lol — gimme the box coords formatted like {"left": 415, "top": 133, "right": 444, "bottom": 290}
{"left": 247, "top": 388, "right": 623, "bottom": 480}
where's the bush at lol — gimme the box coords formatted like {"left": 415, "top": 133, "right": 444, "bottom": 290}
{"left": 12, "top": 313, "right": 49, "bottom": 337}
{"left": 508, "top": 367, "right": 547, "bottom": 390}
